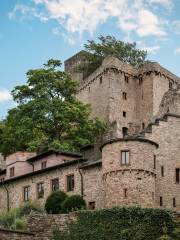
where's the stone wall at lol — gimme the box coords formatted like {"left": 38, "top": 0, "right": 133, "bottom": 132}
{"left": 0, "top": 228, "right": 34, "bottom": 240}
{"left": 102, "top": 139, "right": 157, "bottom": 208}
{"left": 27, "top": 213, "right": 77, "bottom": 240}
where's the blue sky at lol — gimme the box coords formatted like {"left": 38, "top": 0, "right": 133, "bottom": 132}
{"left": 1, "top": 0, "right": 180, "bottom": 119}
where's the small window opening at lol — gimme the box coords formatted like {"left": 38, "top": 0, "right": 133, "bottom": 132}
{"left": 176, "top": 169, "right": 180, "bottom": 183}
{"left": 125, "top": 76, "right": 129, "bottom": 83}
{"left": 124, "top": 188, "right": 128, "bottom": 198}
{"left": 153, "top": 155, "right": 156, "bottom": 169}
{"left": 161, "top": 166, "right": 164, "bottom": 177}
{"left": 121, "top": 151, "right": 130, "bottom": 165}
{"left": 89, "top": 201, "right": 96, "bottom": 210}
{"left": 99, "top": 76, "right": 103, "bottom": 84}
{"left": 123, "top": 111, "right": 126, "bottom": 118}
{"left": 142, "top": 123, "right": 145, "bottom": 129}
{"left": 122, "top": 92, "right": 127, "bottom": 100}
{"left": 160, "top": 196, "right": 163, "bottom": 206}
{"left": 122, "top": 127, "right": 128, "bottom": 137}
{"left": 173, "top": 198, "right": 176, "bottom": 207}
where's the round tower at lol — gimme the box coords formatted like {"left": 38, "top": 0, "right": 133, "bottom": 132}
{"left": 101, "top": 138, "right": 158, "bottom": 208}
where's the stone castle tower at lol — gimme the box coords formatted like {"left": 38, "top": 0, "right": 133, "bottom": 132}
{"left": 65, "top": 52, "right": 180, "bottom": 211}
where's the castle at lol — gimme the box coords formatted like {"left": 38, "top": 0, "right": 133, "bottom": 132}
{"left": 0, "top": 51, "right": 180, "bottom": 213}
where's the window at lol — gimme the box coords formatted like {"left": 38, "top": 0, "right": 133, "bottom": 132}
{"left": 10, "top": 167, "right": 15, "bottom": 177}
{"left": 67, "top": 174, "right": 74, "bottom": 192}
{"left": 123, "top": 188, "right": 127, "bottom": 198}
{"left": 121, "top": 151, "right": 130, "bottom": 165}
{"left": 139, "top": 77, "right": 143, "bottom": 85}
{"left": 122, "top": 127, "right": 128, "bottom": 138}
{"left": 153, "top": 155, "right": 156, "bottom": 169}
{"left": 169, "top": 81, "right": 173, "bottom": 89}
{"left": 160, "top": 196, "right": 163, "bottom": 206}
{"left": 122, "top": 92, "right": 127, "bottom": 100}
{"left": 37, "top": 182, "right": 44, "bottom": 199}
{"left": 0, "top": 178, "right": 4, "bottom": 183}
{"left": 173, "top": 198, "right": 176, "bottom": 207}
{"left": 176, "top": 169, "right": 180, "bottom": 183}
{"left": 51, "top": 178, "right": 59, "bottom": 191}
{"left": 152, "top": 192, "right": 155, "bottom": 200}
{"left": 125, "top": 75, "right": 129, "bottom": 83}
{"left": 161, "top": 166, "right": 164, "bottom": 177}
{"left": 41, "top": 161, "right": 46, "bottom": 169}
{"left": 23, "top": 186, "right": 30, "bottom": 202}
{"left": 123, "top": 111, "right": 126, "bottom": 118}
{"left": 99, "top": 76, "right": 103, "bottom": 84}
{"left": 89, "top": 201, "right": 95, "bottom": 210}
{"left": 142, "top": 123, "right": 145, "bottom": 130}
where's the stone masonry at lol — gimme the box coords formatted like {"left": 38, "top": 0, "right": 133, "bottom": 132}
{"left": 0, "top": 52, "right": 180, "bottom": 213}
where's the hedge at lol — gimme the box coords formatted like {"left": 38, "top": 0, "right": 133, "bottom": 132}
{"left": 61, "top": 195, "right": 86, "bottom": 213}
{"left": 54, "top": 207, "right": 177, "bottom": 240}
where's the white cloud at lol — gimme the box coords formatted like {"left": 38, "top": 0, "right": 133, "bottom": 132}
{"left": 172, "top": 20, "right": 180, "bottom": 35}
{"left": 9, "top": 0, "right": 170, "bottom": 38}
{"left": 0, "top": 89, "right": 12, "bottom": 103}
{"left": 148, "top": 0, "right": 173, "bottom": 8}
{"left": 142, "top": 45, "right": 160, "bottom": 54}
{"left": 174, "top": 48, "right": 180, "bottom": 55}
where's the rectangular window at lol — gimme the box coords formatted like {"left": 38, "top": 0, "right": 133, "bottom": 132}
{"left": 173, "top": 198, "right": 176, "bottom": 207}
{"left": 122, "top": 92, "right": 127, "bottom": 100}
{"left": 67, "top": 174, "right": 74, "bottom": 192}
{"left": 153, "top": 155, "right": 156, "bottom": 169}
{"left": 125, "top": 76, "right": 129, "bottom": 83}
{"left": 88, "top": 201, "right": 95, "bottom": 210}
{"left": 10, "top": 167, "right": 15, "bottom": 177}
{"left": 169, "top": 81, "right": 173, "bottom": 89}
{"left": 161, "top": 166, "right": 164, "bottom": 177}
{"left": 23, "top": 186, "right": 30, "bottom": 202}
{"left": 51, "top": 178, "right": 59, "bottom": 191}
{"left": 160, "top": 196, "right": 163, "bottom": 206}
{"left": 123, "top": 111, "right": 126, "bottom": 118}
{"left": 37, "top": 182, "right": 44, "bottom": 199}
{"left": 176, "top": 169, "right": 180, "bottom": 183}
{"left": 123, "top": 188, "right": 127, "bottom": 198}
{"left": 139, "top": 77, "right": 143, "bottom": 85}
{"left": 41, "top": 161, "right": 47, "bottom": 169}
{"left": 121, "top": 151, "right": 130, "bottom": 165}
{"left": 99, "top": 76, "right": 103, "bottom": 84}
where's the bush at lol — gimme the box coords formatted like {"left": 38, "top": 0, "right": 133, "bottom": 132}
{"left": 45, "top": 190, "right": 67, "bottom": 214}
{"left": 61, "top": 195, "right": 86, "bottom": 213}
{"left": 54, "top": 207, "right": 176, "bottom": 240}
{"left": 0, "top": 201, "right": 43, "bottom": 230}
{"left": 19, "top": 202, "right": 43, "bottom": 217}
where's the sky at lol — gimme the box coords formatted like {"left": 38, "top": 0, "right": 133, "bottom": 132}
{"left": 1, "top": 0, "right": 180, "bottom": 119}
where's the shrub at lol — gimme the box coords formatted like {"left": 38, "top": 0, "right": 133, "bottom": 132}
{"left": 54, "top": 207, "right": 176, "bottom": 240}
{"left": 19, "top": 202, "right": 43, "bottom": 217}
{"left": 12, "top": 218, "right": 27, "bottom": 231}
{"left": 61, "top": 195, "right": 86, "bottom": 213}
{"left": 45, "top": 190, "right": 67, "bottom": 214}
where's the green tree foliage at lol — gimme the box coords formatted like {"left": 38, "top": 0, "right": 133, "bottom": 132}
{"left": 45, "top": 190, "right": 67, "bottom": 214}
{"left": 61, "top": 195, "right": 86, "bottom": 213}
{"left": 0, "top": 59, "right": 105, "bottom": 155}
{"left": 54, "top": 207, "right": 176, "bottom": 240}
{"left": 77, "top": 35, "right": 147, "bottom": 77}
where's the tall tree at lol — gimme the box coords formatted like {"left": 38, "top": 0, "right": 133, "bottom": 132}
{"left": 77, "top": 35, "right": 147, "bottom": 77}
{"left": 0, "top": 59, "right": 105, "bottom": 156}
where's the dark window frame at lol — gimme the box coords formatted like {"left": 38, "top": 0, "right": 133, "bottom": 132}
{"left": 123, "top": 111, "right": 126, "bottom": 118}
{"left": 160, "top": 196, "right": 163, "bottom": 206}
{"left": 10, "top": 167, "right": 15, "bottom": 177}
{"left": 37, "top": 182, "right": 44, "bottom": 199}
{"left": 122, "top": 92, "right": 127, "bottom": 100}
{"left": 176, "top": 168, "right": 180, "bottom": 183}
{"left": 23, "top": 186, "right": 30, "bottom": 202}
{"left": 41, "top": 161, "right": 47, "bottom": 170}
{"left": 67, "top": 174, "right": 75, "bottom": 192}
{"left": 161, "top": 166, "right": 164, "bottom": 177}
{"left": 51, "top": 178, "right": 59, "bottom": 191}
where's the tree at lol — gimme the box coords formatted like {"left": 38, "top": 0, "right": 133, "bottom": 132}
{"left": 77, "top": 35, "right": 147, "bottom": 77}
{"left": 0, "top": 59, "right": 105, "bottom": 155}
{"left": 61, "top": 195, "right": 86, "bottom": 213}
